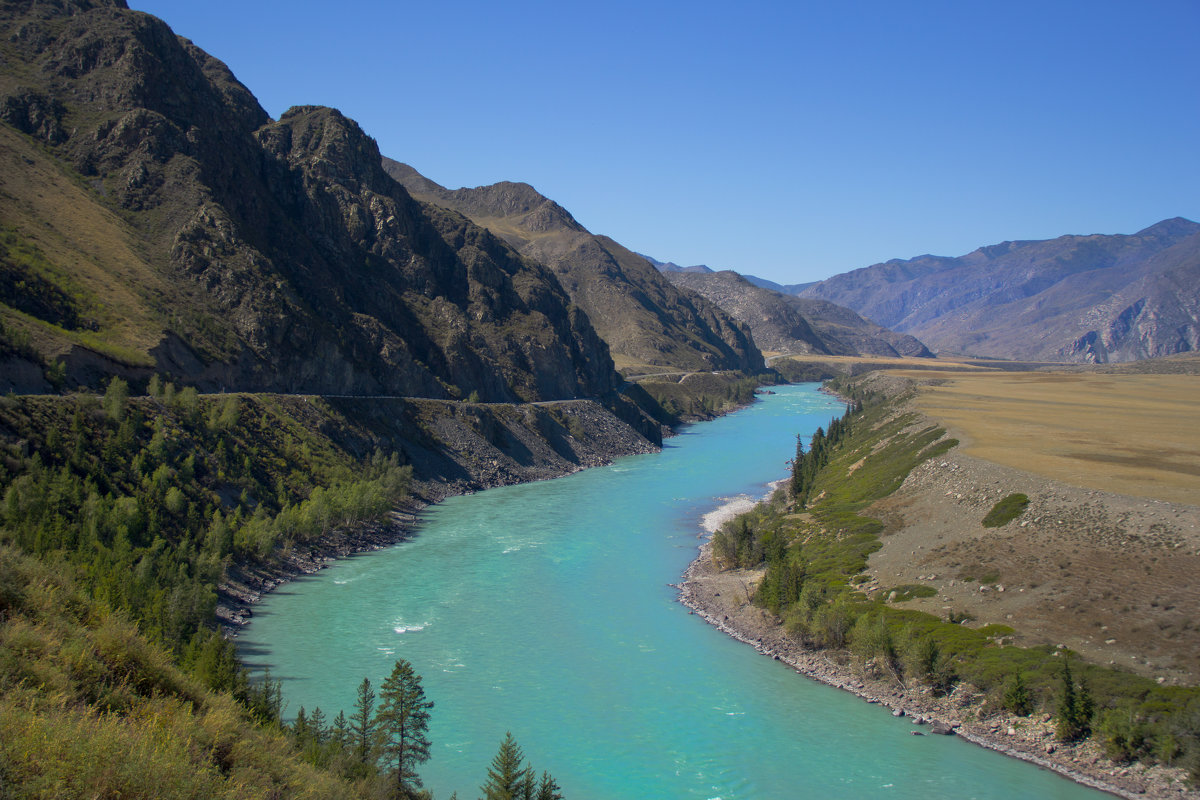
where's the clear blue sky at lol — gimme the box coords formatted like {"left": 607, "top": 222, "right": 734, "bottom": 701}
{"left": 129, "top": 0, "right": 1199, "bottom": 285}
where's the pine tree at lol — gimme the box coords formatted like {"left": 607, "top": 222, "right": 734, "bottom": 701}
{"left": 1002, "top": 671, "right": 1033, "bottom": 716}
{"left": 481, "top": 732, "right": 534, "bottom": 800}
{"left": 310, "top": 706, "right": 328, "bottom": 744}
{"left": 374, "top": 658, "right": 434, "bottom": 797}
{"left": 350, "top": 676, "right": 378, "bottom": 764}
{"left": 332, "top": 710, "right": 349, "bottom": 747}
{"left": 536, "top": 772, "right": 563, "bottom": 800}
{"left": 1056, "top": 657, "right": 1093, "bottom": 741}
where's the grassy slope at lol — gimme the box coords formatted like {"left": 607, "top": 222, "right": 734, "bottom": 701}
{"left": 0, "top": 125, "right": 183, "bottom": 366}
{"left": 0, "top": 386, "right": 415, "bottom": 795}
{"left": 0, "top": 545, "right": 369, "bottom": 799}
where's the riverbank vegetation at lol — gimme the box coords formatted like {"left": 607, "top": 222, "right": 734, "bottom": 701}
{"left": 636, "top": 371, "right": 774, "bottom": 423}
{"left": 0, "top": 381, "right": 570, "bottom": 797}
{"left": 710, "top": 376, "right": 1200, "bottom": 779}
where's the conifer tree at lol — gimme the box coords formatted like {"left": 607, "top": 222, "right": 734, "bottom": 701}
{"left": 1002, "top": 671, "right": 1033, "bottom": 716}
{"left": 310, "top": 706, "right": 328, "bottom": 744}
{"left": 1056, "top": 657, "right": 1094, "bottom": 741}
{"left": 481, "top": 732, "right": 534, "bottom": 800}
{"left": 374, "top": 658, "right": 434, "bottom": 797}
{"left": 332, "top": 710, "right": 349, "bottom": 747}
{"left": 350, "top": 676, "right": 378, "bottom": 764}
{"left": 536, "top": 771, "right": 563, "bottom": 800}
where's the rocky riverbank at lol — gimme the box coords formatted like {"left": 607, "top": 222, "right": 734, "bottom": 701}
{"left": 217, "top": 396, "right": 661, "bottom": 634}
{"left": 679, "top": 505, "right": 1200, "bottom": 800}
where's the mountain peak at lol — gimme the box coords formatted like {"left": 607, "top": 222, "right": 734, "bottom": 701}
{"left": 1134, "top": 216, "right": 1200, "bottom": 239}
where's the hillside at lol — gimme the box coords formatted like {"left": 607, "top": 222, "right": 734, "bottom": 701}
{"left": 0, "top": 0, "right": 623, "bottom": 402}
{"left": 665, "top": 269, "right": 932, "bottom": 358}
{"left": 383, "top": 161, "right": 764, "bottom": 375}
{"left": 800, "top": 218, "right": 1200, "bottom": 363}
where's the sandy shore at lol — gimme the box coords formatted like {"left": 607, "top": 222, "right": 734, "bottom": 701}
{"left": 678, "top": 502, "right": 1200, "bottom": 800}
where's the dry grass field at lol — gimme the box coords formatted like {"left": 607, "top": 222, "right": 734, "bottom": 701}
{"left": 899, "top": 370, "right": 1200, "bottom": 505}
{"left": 858, "top": 362, "right": 1200, "bottom": 682}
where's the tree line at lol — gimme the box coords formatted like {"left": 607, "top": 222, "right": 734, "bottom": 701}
{"left": 288, "top": 658, "right": 563, "bottom": 800}
{"left": 0, "top": 380, "right": 410, "bottom": 703}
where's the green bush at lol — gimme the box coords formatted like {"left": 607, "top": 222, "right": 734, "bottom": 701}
{"left": 983, "top": 493, "right": 1029, "bottom": 527}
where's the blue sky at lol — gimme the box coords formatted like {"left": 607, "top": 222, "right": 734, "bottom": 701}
{"left": 129, "top": 0, "right": 1199, "bottom": 285}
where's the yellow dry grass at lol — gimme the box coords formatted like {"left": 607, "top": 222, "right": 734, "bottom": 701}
{"left": 770, "top": 353, "right": 996, "bottom": 370}
{"left": 900, "top": 370, "right": 1200, "bottom": 505}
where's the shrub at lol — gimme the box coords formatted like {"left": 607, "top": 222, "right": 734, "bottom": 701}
{"left": 982, "top": 493, "right": 1029, "bottom": 527}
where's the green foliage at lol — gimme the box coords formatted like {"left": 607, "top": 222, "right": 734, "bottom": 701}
{"left": 0, "top": 392, "right": 411, "bottom": 684}
{"left": 102, "top": 376, "right": 129, "bottom": 421}
{"left": 376, "top": 659, "right": 434, "bottom": 796}
{"left": 479, "top": 732, "right": 562, "bottom": 800}
{"left": 1056, "top": 657, "right": 1094, "bottom": 742}
{"left": 637, "top": 372, "right": 765, "bottom": 424}
{"left": 349, "top": 677, "right": 378, "bottom": 766}
{"left": 982, "top": 492, "right": 1029, "bottom": 528}
{"left": 707, "top": 374, "right": 1200, "bottom": 774}
{"left": 1002, "top": 671, "right": 1034, "bottom": 716}
{"left": 1097, "top": 705, "right": 1151, "bottom": 763}
{"left": 885, "top": 584, "right": 937, "bottom": 602}
{"left": 0, "top": 546, "right": 368, "bottom": 799}
{"left": 903, "top": 631, "right": 956, "bottom": 695}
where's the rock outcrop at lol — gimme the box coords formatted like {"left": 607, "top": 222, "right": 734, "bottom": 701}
{"left": 384, "top": 161, "right": 764, "bottom": 374}
{"left": 0, "top": 0, "right": 621, "bottom": 402}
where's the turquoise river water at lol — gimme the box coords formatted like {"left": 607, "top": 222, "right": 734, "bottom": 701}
{"left": 238, "top": 383, "right": 1108, "bottom": 799}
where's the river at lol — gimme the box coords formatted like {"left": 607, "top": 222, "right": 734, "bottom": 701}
{"left": 238, "top": 383, "right": 1107, "bottom": 799}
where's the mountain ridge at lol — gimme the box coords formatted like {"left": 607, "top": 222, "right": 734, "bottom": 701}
{"left": 384, "top": 160, "right": 765, "bottom": 375}
{"left": 0, "top": 0, "right": 628, "bottom": 402}
{"left": 800, "top": 218, "right": 1200, "bottom": 362}
{"left": 664, "top": 269, "right": 933, "bottom": 359}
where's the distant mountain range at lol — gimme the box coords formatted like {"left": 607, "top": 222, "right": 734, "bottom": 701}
{"left": 662, "top": 270, "right": 933, "bottom": 359}
{"left": 644, "top": 255, "right": 814, "bottom": 296}
{"left": 799, "top": 218, "right": 1200, "bottom": 363}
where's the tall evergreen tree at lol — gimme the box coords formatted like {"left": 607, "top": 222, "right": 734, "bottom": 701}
{"left": 1056, "top": 657, "right": 1094, "bottom": 741}
{"left": 481, "top": 732, "right": 534, "bottom": 800}
{"left": 349, "top": 676, "right": 378, "bottom": 764}
{"left": 375, "top": 658, "right": 434, "bottom": 798}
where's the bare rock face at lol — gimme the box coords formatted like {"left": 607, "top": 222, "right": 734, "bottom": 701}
{"left": 0, "top": 1, "right": 621, "bottom": 401}
{"left": 801, "top": 218, "right": 1200, "bottom": 363}
{"left": 384, "top": 160, "right": 764, "bottom": 374}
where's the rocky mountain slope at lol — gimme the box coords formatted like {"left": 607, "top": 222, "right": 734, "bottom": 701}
{"left": 0, "top": 0, "right": 623, "bottom": 402}
{"left": 665, "top": 269, "right": 932, "bottom": 358}
{"left": 800, "top": 218, "right": 1200, "bottom": 363}
{"left": 384, "top": 161, "right": 763, "bottom": 374}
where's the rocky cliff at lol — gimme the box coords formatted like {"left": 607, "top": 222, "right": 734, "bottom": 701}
{"left": 384, "top": 161, "right": 764, "bottom": 375}
{"left": 665, "top": 269, "right": 932, "bottom": 358}
{"left": 800, "top": 218, "right": 1200, "bottom": 363}
{"left": 0, "top": 0, "right": 621, "bottom": 401}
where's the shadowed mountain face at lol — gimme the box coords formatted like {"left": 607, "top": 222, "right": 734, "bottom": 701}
{"left": 800, "top": 219, "right": 1200, "bottom": 363}
{"left": 384, "top": 161, "right": 764, "bottom": 375}
{"left": 0, "top": 0, "right": 619, "bottom": 401}
{"left": 663, "top": 270, "right": 932, "bottom": 359}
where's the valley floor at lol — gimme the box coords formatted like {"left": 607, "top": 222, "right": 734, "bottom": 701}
{"left": 680, "top": 366, "right": 1200, "bottom": 799}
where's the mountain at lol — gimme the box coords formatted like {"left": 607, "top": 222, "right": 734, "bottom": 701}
{"left": 664, "top": 270, "right": 933, "bottom": 358}
{"left": 384, "top": 162, "right": 763, "bottom": 375}
{"left": 740, "top": 274, "right": 817, "bottom": 295}
{"left": 800, "top": 219, "right": 1200, "bottom": 363}
{"left": 0, "top": 0, "right": 621, "bottom": 402}
{"left": 639, "top": 254, "right": 714, "bottom": 274}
